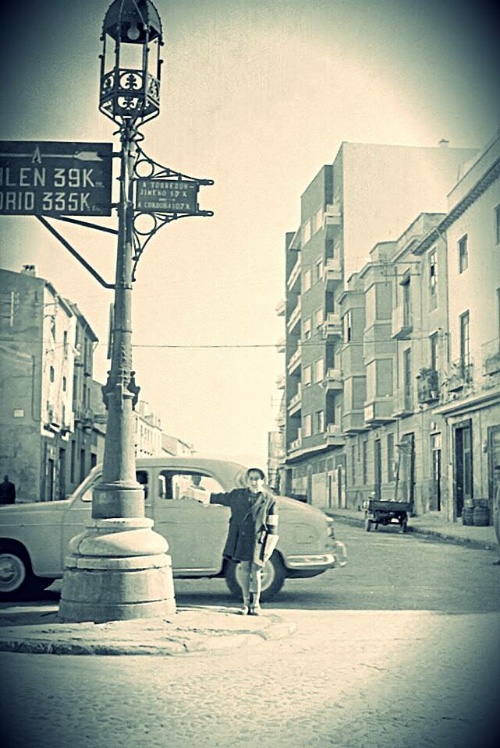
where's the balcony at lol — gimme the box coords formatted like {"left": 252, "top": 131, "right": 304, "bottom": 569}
{"left": 288, "top": 386, "right": 302, "bottom": 416}
{"left": 287, "top": 346, "right": 302, "bottom": 374}
{"left": 287, "top": 299, "right": 301, "bottom": 334}
{"left": 275, "top": 375, "right": 285, "bottom": 390}
{"left": 323, "top": 368, "right": 343, "bottom": 391}
{"left": 483, "top": 339, "right": 500, "bottom": 376}
{"left": 417, "top": 368, "right": 440, "bottom": 404}
{"left": 324, "top": 257, "right": 342, "bottom": 286}
{"left": 289, "top": 434, "right": 302, "bottom": 452}
{"left": 321, "top": 312, "right": 342, "bottom": 339}
{"left": 44, "top": 402, "right": 62, "bottom": 434}
{"left": 364, "top": 399, "right": 395, "bottom": 425}
{"left": 446, "top": 360, "right": 473, "bottom": 392}
{"left": 287, "top": 257, "right": 301, "bottom": 292}
{"left": 342, "top": 411, "right": 367, "bottom": 433}
{"left": 392, "top": 390, "right": 414, "bottom": 418}
{"left": 391, "top": 304, "right": 412, "bottom": 340}
{"left": 324, "top": 203, "right": 341, "bottom": 237}
{"left": 275, "top": 299, "right": 285, "bottom": 317}
{"left": 75, "top": 407, "right": 94, "bottom": 431}
{"left": 325, "top": 423, "right": 345, "bottom": 446}
{"left": 276, "top": 338, "right": 286, "bottom": 353}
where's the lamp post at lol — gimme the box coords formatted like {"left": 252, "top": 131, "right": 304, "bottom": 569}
{"left": 59, "top": 0, "right": 176, "bottom": 622}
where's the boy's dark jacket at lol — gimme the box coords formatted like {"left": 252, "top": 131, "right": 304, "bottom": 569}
{"left": 209, "top": 488, "right": 278, "bottom": 566}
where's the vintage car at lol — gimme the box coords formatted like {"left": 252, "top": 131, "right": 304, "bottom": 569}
{"left": 0, "top": 457, "right": 346, "bottom": 601}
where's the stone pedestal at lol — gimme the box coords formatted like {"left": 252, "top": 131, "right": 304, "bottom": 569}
{"left": 59, "top": 517, "right": 176, "bottom": 623}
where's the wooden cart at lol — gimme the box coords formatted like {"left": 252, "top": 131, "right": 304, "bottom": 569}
{"left": 364, "top": 499, "right": 411, "bottom": 533}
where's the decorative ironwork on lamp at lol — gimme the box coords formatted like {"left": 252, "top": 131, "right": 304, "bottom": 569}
{"left": 99, "top": 0, "right": 163, "bottom": 125}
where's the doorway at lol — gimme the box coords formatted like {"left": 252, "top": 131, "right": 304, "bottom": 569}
{"left": 454, "top": 421, "right": 473, "bottom": 518}
{"left": 431, "top": 433, "right": 442, "bottom": 511}
{"left": 488, "top": 425, "right": 500, "bottom": 509}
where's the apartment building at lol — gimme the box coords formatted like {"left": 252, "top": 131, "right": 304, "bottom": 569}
{"left": 277, "top": 140, "right": 479, "bottom": 509}
{"left": 416, "top": 131, "right": 500, "bottom": 522}
{"left": 341, "top": 213, "right": 449, "bottom": 516}
{"left": 0, "top": 266, "right": 100, "bottom": 502}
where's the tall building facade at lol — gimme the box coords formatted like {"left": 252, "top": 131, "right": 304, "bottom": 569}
{"left": 0, "top": 266, "right": 195, "bottom": 502}
{"left": 276, "top": 139, "right": 481, "bottom": 512}
{"left": 0, "top": 266, "right": 101, "bottom": 502}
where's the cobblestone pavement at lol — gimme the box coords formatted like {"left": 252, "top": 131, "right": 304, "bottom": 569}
{"left": 1, "top": 608, "right": 498, "bottom": 748}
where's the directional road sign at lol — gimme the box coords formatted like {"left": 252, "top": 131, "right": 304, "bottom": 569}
{"left": 136, "top": 179, "right": 199, "bottom": 214}
{"left": 0, "top": 141, "right": 113, "bottom": 216}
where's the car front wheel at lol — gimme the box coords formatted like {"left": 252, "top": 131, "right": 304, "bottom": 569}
{"left": 225, "top": 551, "right": 286, "bottom": 602}
{"left": 0, "top": 542, "right": 48, "bottom": 600}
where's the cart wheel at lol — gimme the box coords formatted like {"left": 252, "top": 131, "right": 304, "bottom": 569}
{"left": 400, "top": 517, "right": 408, "bottom": 533}
{"left": 365, "top": 518, "right": 372, "bottom": 532}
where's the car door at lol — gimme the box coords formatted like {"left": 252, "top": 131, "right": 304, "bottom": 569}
{"left": 152, "top": 470, "right": 230, "bottom": 574}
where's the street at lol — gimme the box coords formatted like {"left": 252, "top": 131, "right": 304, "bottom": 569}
{"left": 1, "top": 521, "right": 499, "bottom": 748}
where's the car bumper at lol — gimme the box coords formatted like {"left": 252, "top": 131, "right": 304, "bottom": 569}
{"left": 285, "top": 540, "right": 347, "bottom": 570}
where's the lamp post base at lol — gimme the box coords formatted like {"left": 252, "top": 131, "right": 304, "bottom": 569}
{"left": 59, "top": 517, "right": 176, "bottom": 623}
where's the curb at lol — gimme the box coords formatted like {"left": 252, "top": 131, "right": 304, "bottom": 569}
{"left": 0, "top": 612, "right": 296, "bottom": 657}
{"left": 330, "top": 512, "right": 496, "bottom": 552}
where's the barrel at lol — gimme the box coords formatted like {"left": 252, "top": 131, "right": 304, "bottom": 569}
{"left": 472, "top": 504, "right": 490, "bottom": 526}
{"left": 462, "top": 506, "right": 474, "bottom": 526}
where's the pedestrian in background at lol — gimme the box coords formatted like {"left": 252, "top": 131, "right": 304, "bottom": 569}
{"left": 0, "top": 475, "right": 16, "bottom": 504}
{"left": 189, "top": 467, "right": 279, "bottom": 615}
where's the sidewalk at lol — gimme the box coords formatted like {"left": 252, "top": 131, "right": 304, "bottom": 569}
{"left": 0, "top": 603, "right": 295, "bottom": 657}
{"left": 325, "top": 506, "right": 498, "bottom": 552}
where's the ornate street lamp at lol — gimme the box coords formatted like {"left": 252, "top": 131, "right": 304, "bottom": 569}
{"left": 99, "top": 0, "right": 163, "bottom": 125}
{"left": 59, "top": 0, "right": 175, "bottom": 623}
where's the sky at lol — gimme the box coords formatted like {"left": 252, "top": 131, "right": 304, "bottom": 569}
{"left": 0, "top": 0, "right": 499, "bottom": 470}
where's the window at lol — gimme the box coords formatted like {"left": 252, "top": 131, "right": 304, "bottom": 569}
{"left": 362, "top": 440, "right": 368, "bottom": 484}
{"left": 303, "top": 365, "right": 312, "bottom": 387}
{"left": 430, "top": 332, "right": 439, "bottom": 371}
{"left": 429, "top": 249, "right": 438, "bottom": 309}
{"left": 458, "top": 235, "right": 468, "bottom": 273}
{"left": 403, "top": 348, "right": 412, "bottom": 410}
{"left": 401, "top": 276, "right": 411, "bottom": 327}
{"left": 343, "top": 310, "right": 353, "bottom": 342}
{"left": 0, "top": 291, "right": 19, "bottom": 327}
{"left": 159, "top": 471, "right": 224, "bottom": 500}
{"left": 351, "top": 445, "right": 356, "bottom": 484}
{"left": 495, "top": 204, "right": 500, "bottom": 245}
{"left": 314, "top": 357, "right": 324, "bottom": 383}
{"left": 49, "top": 366, "right": 55, "bottom": 382}
{"left": 303, "top": 414, "right": 312, "bottom": 437}
{"left": 302, "top": 268, "right": 312, "bottom": 292}
{"left": 387, "top": 433, "right": 395, "bottom": 481}
{"left": 315, "top": 257, "right": 324, "bottom": 282}
{"left": 314, "top": 410, "right": 325, "bottom": 433}
{"left": 460, "top": 311, "right": 471, "bottom": 376}
{"left": 303, "top": 317, "right": 312, "bottom": 340}
{"left": 315, "top": 308, "right": 324, "bottom": 329}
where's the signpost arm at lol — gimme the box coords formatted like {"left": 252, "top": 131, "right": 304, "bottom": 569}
{"left": 36, "top": 216, "right": 115, "bottom": 289}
